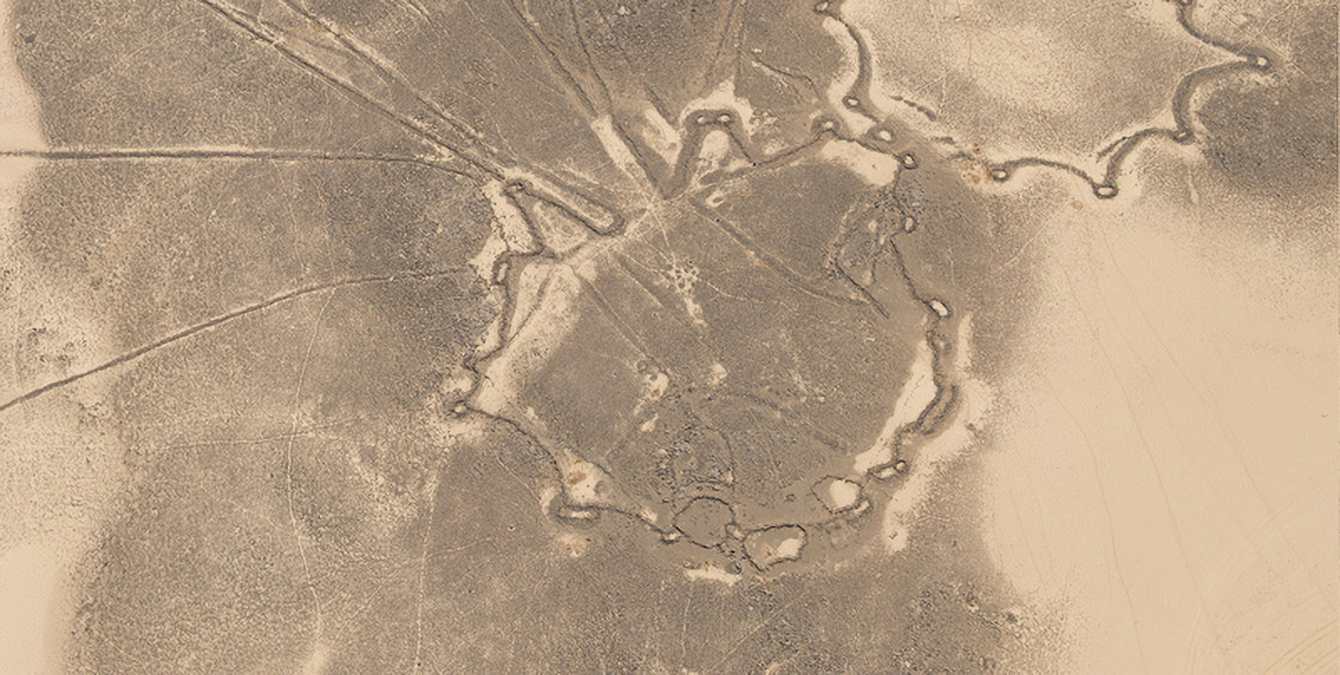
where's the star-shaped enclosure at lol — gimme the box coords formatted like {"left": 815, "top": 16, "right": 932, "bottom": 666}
{"left": 0, "top": 0, "right": 1284, "bottom": 671}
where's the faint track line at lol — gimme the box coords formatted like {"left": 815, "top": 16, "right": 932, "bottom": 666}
{"left": 0, "top": 269, "right": 466, "bottom": 415}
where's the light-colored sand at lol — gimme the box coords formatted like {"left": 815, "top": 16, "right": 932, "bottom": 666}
{"left": 1, "top": 4, "right": 123, "bottom": 672}
{"left": 978, "top": 185, "right": 1338, "bottom": 672}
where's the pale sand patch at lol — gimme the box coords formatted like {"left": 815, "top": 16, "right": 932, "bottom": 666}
{"left": 471, "top": 262, "right": 581, "bottom": 417}
{"left": 708, "top": 362, "right": 728, "bottom": 386}
{"left": 554, "top": 532, "right": 590, "bottom": 558}
{"left": 745, "top": 526, "right": 808, "bottom": 568}
{"left": 817, "top": 138, "right": 900, "bottom": 186}
{"left": 853, "top": 337, "right": 937, "bottom": 475}
{"left": 814, "top": 477, "right": 863, "bottom": 513}
{"left": 467, "top": 180, "right": 533, "bottom": 291}
{"left": 634, "top": 368, "right": 670, "bottom": 415}
{"left": 693, "top": 128, "right": 750, "bottom": 177}
{"left": 0, "top": 543, "right": 64, "bottom": 674}
{"left": 638, "top": 106, "right": 683, "bottom": 166}
{"left": 0, "top": 3, "right": 126, "bottom": 671}
{"left": 683, "top": 563, "right": 742, "bottom": 587}
{"left": 299, "top": 642, "right": 330, "bottom": 675}
{"left": 880, "top": 315, "right": 991, "bottom": 554}
{"left": 979, "top": 194, "right": 1338, "bottom": 672}
{"left": 771, "top": 535, "right": 804, "bottom": 561}
{"left": 0, "top": 0, "right": 40, "bottom": 153}
{"left": 590, "top": 114, "right": 648, "bottom": 182}
{"left": 553, "top": 446, "right": 615, "bottom": 509}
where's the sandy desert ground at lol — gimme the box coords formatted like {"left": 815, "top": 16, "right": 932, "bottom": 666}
{"left": 0, "top": 0, "right": 1335, "bottom": 672}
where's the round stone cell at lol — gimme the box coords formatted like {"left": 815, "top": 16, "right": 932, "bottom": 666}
{"left": 673, "top": 497, "right": 734, "bottom": 547}
{"left": 813, "top": 477, "right": 864, "bottom": 513}
{"left": 744, "top": 525, "right": 808, "bottom": 569}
